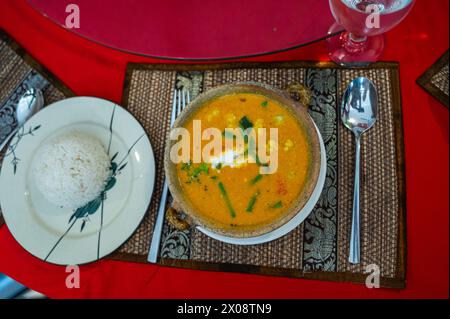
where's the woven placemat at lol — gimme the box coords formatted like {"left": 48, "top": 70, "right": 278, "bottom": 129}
{"left": 417, "top": 50, "right": 449, "bottom": 108}
{"left": 110, "top": 61, "right": 406, "bottom": 289}
{"left": 0, "top": 30, "right": 74, "bottom": 226}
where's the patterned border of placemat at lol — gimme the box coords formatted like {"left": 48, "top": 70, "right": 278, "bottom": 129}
{"left": 110, "top": 61, "right": 407, "bottom": 289}
{"left": 417, "top": 50, "right": 449, "bottom": 108}
{"left": 0, "top": 29, "right": 75, "bottom": 226}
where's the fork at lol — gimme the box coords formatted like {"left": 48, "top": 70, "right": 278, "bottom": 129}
{"left": 148, "top": 89, "right": 190, "bottom": 263}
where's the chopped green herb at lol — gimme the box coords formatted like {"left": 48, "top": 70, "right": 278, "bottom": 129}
{"left": 218, "top": 182, "right": 236, "bottom": 218}
{"left": 215, "top": 163, "right": 223, "bottom": 170}
{"left": 261, "top": 100, "right": 268, "bottom": 108}
{"left": 246, "top": 190, "right": 260, "bottom": 213}
{"left": 210, "top": 176, "right": 218, "bottom": 180}
{"left": 270, "top": 201, "right": 283, "bottom": 209}
{"left": 181, "top": 160, "right": 192, "bottom": 171}
{"left": 255, "top": 155, "right": 270, "bottom": 167}
{"left": 192, "top": 163, "right": 209, "bottom": 177}
{"left": 250, "top": 174, "right": 263, "bottom": 185}
{"left": 239, "top": 116, "right": 253, "bottom": 130}
{"left": 185, "top": 162, "right": 209, "bottom": 183}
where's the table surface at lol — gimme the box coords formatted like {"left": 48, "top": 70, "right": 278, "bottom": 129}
{"left": 0, "top": 0, "right": 448, "bottom": 299}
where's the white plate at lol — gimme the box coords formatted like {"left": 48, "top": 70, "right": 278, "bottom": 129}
{"left": 0, "top": 97, "right": 155, "bottom": 265}
{"left": 197, "top": 122, "right": 327, "bottom": 245}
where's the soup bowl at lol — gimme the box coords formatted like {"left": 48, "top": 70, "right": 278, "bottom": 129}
{"left": 164, "top": 82, "right": 321, "bottom": 238}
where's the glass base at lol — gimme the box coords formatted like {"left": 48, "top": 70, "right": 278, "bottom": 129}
{"left": 326, "top": 23, "right": 385, "bottom": 67}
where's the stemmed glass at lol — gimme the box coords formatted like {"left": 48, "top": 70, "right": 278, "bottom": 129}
{"left": 327, "top": 0, "right": 416, "bottom": 66}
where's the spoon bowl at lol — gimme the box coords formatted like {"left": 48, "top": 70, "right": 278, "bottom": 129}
{"left": 16, "top": 88, "right": 44, "bottom": 126}
{"left": 342, "top": 77, "right": 378, "bottom": 137}
{"left": 0, "top": 88, "right": 44, "bottom": 152}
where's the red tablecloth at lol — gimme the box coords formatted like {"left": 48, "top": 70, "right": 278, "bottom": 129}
{"left": 0, "top": 0, "right": 448, "bottom": 298}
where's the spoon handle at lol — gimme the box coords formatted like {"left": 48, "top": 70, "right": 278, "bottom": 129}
{"left": 0, "top": 128, "right": 18, "bottom": 153}
{"left": 349, "top": 135, "right": 361, "bottom": 264}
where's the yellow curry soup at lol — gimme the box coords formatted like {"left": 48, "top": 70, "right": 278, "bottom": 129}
{"left": 175, "top": 92, "right": 314, "bottom": 235}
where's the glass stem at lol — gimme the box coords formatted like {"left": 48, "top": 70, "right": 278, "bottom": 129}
{"left": 349, "top": 33, "right": 367, "bottom": 43}
{"left": 342, "top": 32, "right": 368, "bottom": 54}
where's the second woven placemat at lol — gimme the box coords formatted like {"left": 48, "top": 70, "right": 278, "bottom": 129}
{"left": 110, "top": 61, "right": 406, "bottom": 289}
{"left": 417, "top": 50, "right": 449, "bottom": 108}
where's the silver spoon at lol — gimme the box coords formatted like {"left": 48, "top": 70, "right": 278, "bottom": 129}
{"left": 341, "top": 77, "right": 378, "bottom": 264}
{"left": 0, "top": 88, "right": 44, "bottom": 152}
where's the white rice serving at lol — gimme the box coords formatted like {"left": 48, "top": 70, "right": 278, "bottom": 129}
{"left": 33, "top": 132, "right": 111, "bottom": 209}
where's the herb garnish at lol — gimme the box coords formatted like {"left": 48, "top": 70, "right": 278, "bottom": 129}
{"left": 255, "top": 155, "right": 270, "bottom": 167}
{"left": 269, "top": 201, "right": 283, "bottom": 209}
{"left": 246, "top": 190, "right": 260, "bottom": 213}
{"left": 250, "top": 174, "right": 263, "bottom": 185}
{"left": 218, "top": 182, "right": 236, "bottom": 218}
{"left": 183, "top": 161, "right": 209, "bottom": 183}
{"left": 239, "top": 116, "right": 253, "bottom": 130}
{"left": 181, "top": 160, "right": 192, "bottom": 171}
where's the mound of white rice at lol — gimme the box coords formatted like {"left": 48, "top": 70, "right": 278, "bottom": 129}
{"left": 33, "top": 132, "right": 111, "bottom": 209}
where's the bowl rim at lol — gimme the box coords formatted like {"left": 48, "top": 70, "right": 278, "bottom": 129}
{"left": 164, "top": 82, "right": 321, "bottom": 238}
